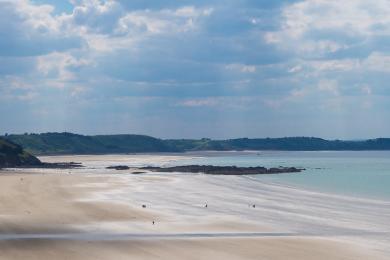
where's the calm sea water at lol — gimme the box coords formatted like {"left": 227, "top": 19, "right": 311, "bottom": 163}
{"left": 172, "top": 151, "right": 390, "bottom": 200}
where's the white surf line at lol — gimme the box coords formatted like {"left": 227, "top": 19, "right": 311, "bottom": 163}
{"left": 0, "top": 231, "right": 388, "bottom": 241}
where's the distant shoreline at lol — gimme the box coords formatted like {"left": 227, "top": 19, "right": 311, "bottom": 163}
{"left": 2, "top": 132, "right": 390, "bottom": 155}
{"left": 35, "top": 149, "right": 390, "bottom": 157}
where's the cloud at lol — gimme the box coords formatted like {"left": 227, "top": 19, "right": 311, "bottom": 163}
{"left": 318, "top": 79, "right": 340, "bottom": 96}
{"left": 0, "top": 0, "right": 82, "bottom": 57}
{"left": 67, "top": 0, "right": 124, "bottom": 34}
{"left": 266, "top": 0, "right": 390, "bottom": 59}
{"left": 226, "top": 63, "right": 256, "bottom": 73}
{"left": 37, "top": 51, "right": 91, "bottom": 85}
{"left": 178, "top": 97, "right": 220, "bottom": 107}
{"left": 0, "top": 0, "right": 389, "bottom": 138}
{"left": 116, "top": 6, "right": 212, "bottom": 35}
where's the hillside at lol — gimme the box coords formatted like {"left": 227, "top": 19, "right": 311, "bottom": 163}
{"left": 0, "top": 138, "right": 41, "bottom": 167}
{"left": 3, "top": 133, "right": 390, "bottom": 155}
{"left": 5, "top": 133, "right": 176, "bottom": 155}
{"left": 166, "top": 137, "right": 390, "bottom": 151}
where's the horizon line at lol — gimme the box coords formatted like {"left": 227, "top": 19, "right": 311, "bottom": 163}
{"left": 2, "top": 132, "right": 389, "bottom": 141}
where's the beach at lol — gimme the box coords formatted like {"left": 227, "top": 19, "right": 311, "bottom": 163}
{"left": 0, "top": 154, "right": 389, "bottom": 259}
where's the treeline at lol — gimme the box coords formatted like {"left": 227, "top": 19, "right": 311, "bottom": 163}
{"left": 3, "top": 133, "right": 390, "bottom": 155}
{"left": 3, "top": 133, "right": 174, "bottom": 155}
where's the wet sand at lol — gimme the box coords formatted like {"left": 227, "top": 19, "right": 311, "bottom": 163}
{"left": 0, "top": 154, "right": 389, "bottom": 259}
{"left": 0, "top": 237, "right": 379, "bottom": 260}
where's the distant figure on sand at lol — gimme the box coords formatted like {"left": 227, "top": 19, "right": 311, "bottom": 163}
{"left": 252, "top": 204, "right": 256, "bottom": 208}
{"left": 142, "top": 204, "right": 146, "bottom": 208}
{"left": 152, "top": 221, "right": 155, "bottom": 225}
{"left": 205, "top": 203, "right": 208, "bottom": 208}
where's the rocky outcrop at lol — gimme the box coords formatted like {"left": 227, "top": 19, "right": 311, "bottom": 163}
{"left": 0, "top": 138, "right": 42, "bottom": 168}
{"left": 0, "top": 138, "right": 83, "bottom": 169}
{"left": 33, "top": 162, "right": 83, "bottom": 169}
{"left": 106, "top": 165, "right": 130, "bottom": 170}
{"left": 140, "top": 165, "right": 304, "bottom": 175}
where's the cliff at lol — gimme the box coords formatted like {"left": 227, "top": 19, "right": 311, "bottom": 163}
{"left": 0, "top": 137, "right": 42, "bottom": 168}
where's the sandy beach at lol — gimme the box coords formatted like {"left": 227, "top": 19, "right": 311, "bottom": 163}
{"left": 0, "top": 154, "right": 389, "bottom": 259}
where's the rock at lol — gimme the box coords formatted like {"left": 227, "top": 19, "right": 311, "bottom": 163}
{"left": 131, "top": 171, "right": 145, "bottom": 174}
{"left": 0, "top": 138, "right": 42, "bottom": 168}
{"left": 140, "top": 165, "right": 304, "bottom": 175}
{"left": 106, "top": 165, "right": 130, "bottom": 170}
{"left": 39, "top": 162, "right": 83, "bottom": 169}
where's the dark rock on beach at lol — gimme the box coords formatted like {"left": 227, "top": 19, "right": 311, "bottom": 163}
{"left": 106, "top": 165, "right": 130, "bottom": 170}
{"left": 140, "top": 165, "right": 304, "bottom": 175}
{"left": 37, "top": 162, "right": 83, "bottom": 169}
{"left": 10, "top": 162, "right": 83, "bottom": 169}
{"left": 131, "top": 171, "right": 146, "bottom": 174}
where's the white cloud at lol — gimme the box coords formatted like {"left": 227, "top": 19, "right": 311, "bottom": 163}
{"left": 177, "top": 96, "right": 258, "bottom": 109}
{"left": 308, "top": 59, "right": 359, "bottom": 72}
{"left": 70, "top": 86, "right": 87, "bottom": 97}
{"left": 285, "top": 0, "right": 389, "bottom": 37}
{"left": 362, "top": 52, "right": 390, "bottom": 72}
{"left": 0, "top": 0, "right": 81, "bottom": 57}
{"left": 288, "top": 65, "right": 302, "bottom": 73}
{"left": 67, "top": 0, "right": 123, "bottom": 34}
{"left": 318, "top": 79, "right": 340, "bottom": 96}
{"left": 265, "top": 0, "right": 390, "bottom": 57}
{"left": 226, "top": 63, "right": 256, "bottom": 73}
{"left": 13, "top": 0, "right": 60, "bottom": 32}
{"left": 179, "top": 97, "right": 219, "bottom": 107}
{"left": 116, "top": 6, "right": 212, "bottom": 35}
{"left": 37, "top": 52, "right": 91, "bottom": 85}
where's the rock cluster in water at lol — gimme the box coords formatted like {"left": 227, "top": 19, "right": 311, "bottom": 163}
{"left": 140, "top": 165, "right": 304, "bottom": 175}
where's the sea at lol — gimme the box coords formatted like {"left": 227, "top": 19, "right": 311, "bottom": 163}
{"left": 171, "top": 151, "right": 390, "bottom": 201}
{"left": 37, "top": 151, "right": 390, "bottom": 201}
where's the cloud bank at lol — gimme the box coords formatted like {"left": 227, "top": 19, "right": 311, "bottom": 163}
{"left": 0, "top": 0, "right": 389, "bottom": 138}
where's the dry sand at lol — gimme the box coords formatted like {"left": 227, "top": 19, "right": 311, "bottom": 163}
{"left": 0, "top": 167, "right": 387, "bottom": 259}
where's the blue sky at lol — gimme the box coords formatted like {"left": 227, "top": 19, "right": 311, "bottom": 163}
{"left": 0, "top": 0, "right": 389, "bottom": 139}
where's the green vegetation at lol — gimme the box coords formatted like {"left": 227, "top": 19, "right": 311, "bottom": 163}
{"left": 0, "top": 137, "right": 41, "bottom": 167}
{"left": 168, "top": 137, "right": 390, "bottom": 151}
{"left": 5, "top": 132, "right": 175, "bottom": 155}
{"left": 3, "top": 133, "right": 390, "bottom": 156}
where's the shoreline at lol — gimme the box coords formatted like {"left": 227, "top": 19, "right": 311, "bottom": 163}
{"left": 0, "top": 154, "right": 389, "bottom": 259}
{"left": 244, "top": 175, "right": 390, "bottom": 204}
{"left": 0, "top": 170, "right": 387, "bottom": 259}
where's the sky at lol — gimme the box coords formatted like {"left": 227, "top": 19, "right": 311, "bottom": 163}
{"left": 0, "top": 0, "right": 389, "bottom": 139}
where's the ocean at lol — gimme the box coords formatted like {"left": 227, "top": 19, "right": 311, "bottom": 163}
{"left": 172, "top": 151, "right": 390, "bottom": 201}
